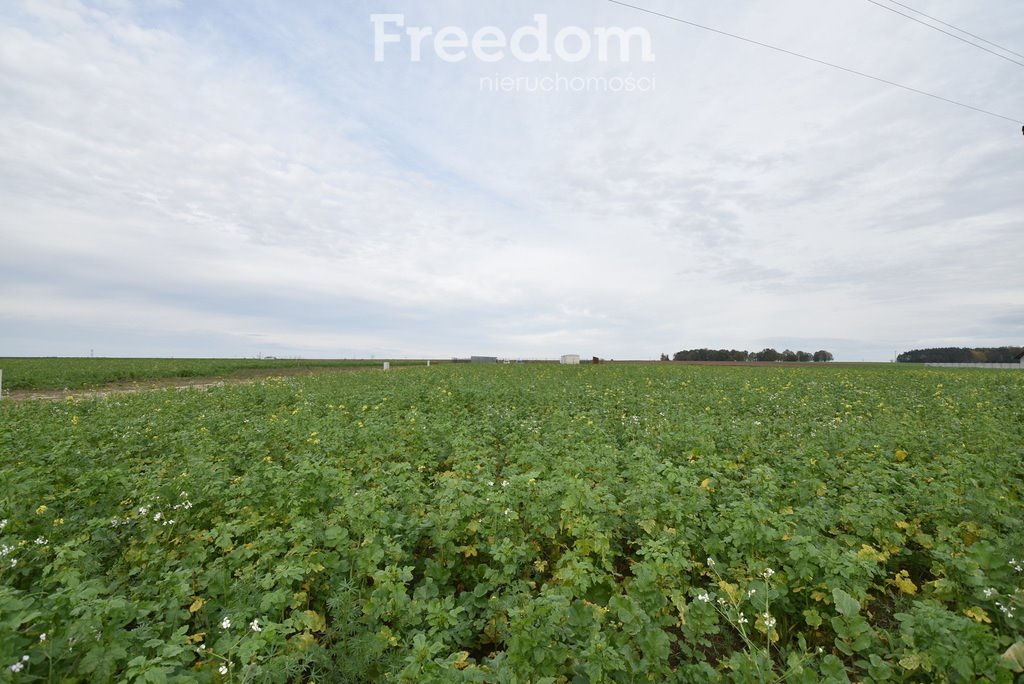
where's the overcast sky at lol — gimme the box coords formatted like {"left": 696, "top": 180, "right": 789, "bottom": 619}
{"left": 1, "top": 0, "right": 1022, "bottom": 360}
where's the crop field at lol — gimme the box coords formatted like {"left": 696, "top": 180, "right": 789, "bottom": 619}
{"left": 1, "top": 363, "right": 1023, "bottom": 682}
{"left": 0, "top": 358, "right": 424, "bottom": 393}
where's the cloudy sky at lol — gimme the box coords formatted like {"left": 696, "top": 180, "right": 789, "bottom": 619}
{"left": 1, "top": 0, "right": 1021, "bottom": 360}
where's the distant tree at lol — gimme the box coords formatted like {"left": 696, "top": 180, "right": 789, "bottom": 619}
{"left": 755, "top": 348, "right": 781, "bottom": 362}
{"left": 796, "top": 351, "right": 811, "bottom": 363}
{"left": 813, "top": 350, "right": 834, "bottom": 363}
{"left": 660, "top": 353, "right": 670, "bottom": 362}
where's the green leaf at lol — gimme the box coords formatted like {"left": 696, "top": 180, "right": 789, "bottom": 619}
{"left": 831, "top": 588, "right": 860, "bottom": 617}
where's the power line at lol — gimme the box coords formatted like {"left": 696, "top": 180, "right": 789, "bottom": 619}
{"left": 863, "top": 0, "right": 1024, "bottom": 69}
{"left": 605, "top": 0, "right": 1020, "bottom": 125}
{"left": 880, "top": 0, "right": 1024, "bottom": 61}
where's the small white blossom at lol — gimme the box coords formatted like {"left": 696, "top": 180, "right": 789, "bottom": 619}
{"left": 762, "top": 568, "right": 775, "bottom": 579}
{"left": 39, "top": 634, "right": 46, "bottom": 642}
{"left": 696, "top": 592, "right": 711, "bottom": 603}
{"left": 707, "top": 557, "right": 716, "bottom": 568}
{"left": 249, "top": 619, "right": 261, "bottom": 632}
{"left": 763, "top": 612, "right": 776, "bottom": 629}
{"left": 501, "top": 480, "right": 509, "bottom": 488}
{"left": 747, "top": 589, "right": 756, "bottom": 597}
{"left": 487, "top": 481, "right": 494, "bottom": 487}
{"left": 20, "top": 656, "right": 28, "bottom": 662}
{"left": 138, "top": 507, "right": 148, "bottom": 515}
{"left": 9, "top": 559, "right": 16, "bottom": 568}
{"left": 219, "top": 664, "right": 228, "bottom": 675}
{"left": 9, "top": 661, "right": 24, "bottom": 673}
{"left": 153, "top": 512, "right": 162, "bottom": 522}
{"left": 34, "top": 537, "right": 47, "bottom": 546}
{"left": 717, "top": 598, "right": 727, "bottom": 606}
{"left": 983, "top": 588, "right": 997, "bottom": 598}
{"left": 0, "top": 544, "right": 12, "bottom": 557}
{"left": 1010, "top": 559, "right": 1024, "bottom": 572}
{"left": 737, "top": 614, "right": 748, "bottom": 625}
{"left": 0, "top": 519, "right": 7, "bottom": 530}
{"left": 221, "top": 617, "right": 231, "bottom": 629}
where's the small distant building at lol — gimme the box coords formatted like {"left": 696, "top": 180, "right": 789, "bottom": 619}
{"left": 470, "top": 356, "right": 498, "bottom": 364}
{"left": 1016, "top": 350, "right": 1024, "bottom": 365}
{"left": 560, "top": 354, "right": 581, "bottom": 365}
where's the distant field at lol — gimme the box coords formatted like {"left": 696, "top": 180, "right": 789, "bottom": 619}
{"left": 0, "top": 357, "right": 425, "bottom": 391}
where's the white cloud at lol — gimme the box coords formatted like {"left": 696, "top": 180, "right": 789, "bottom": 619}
{"left": 1, "top": 0, "right": 1022, "bottom": 360}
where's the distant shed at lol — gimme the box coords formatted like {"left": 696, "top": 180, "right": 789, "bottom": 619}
{"left": 1016, "top": 350, "right": 1024, "bottom": 365}
{"left": 560, "top": 354, "right": 581, "bottom": 365}
{"left": 470, "top": 356, "right": 498, "bottom": 364}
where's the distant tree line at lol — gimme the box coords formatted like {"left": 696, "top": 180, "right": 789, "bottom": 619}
{"left": 661, "top": 349, "right": 834, "bottom": 363}
{"left": 896, "top": 347, "right": 1023, "bottom": 363}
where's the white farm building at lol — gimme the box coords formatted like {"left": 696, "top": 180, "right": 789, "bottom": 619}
{"left": 560, "top": 354, "right": 581, "bottom": 365}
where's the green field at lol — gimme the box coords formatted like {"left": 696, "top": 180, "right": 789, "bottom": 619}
{"left": 1, "top": 364, "right": 1023, "bottom": 682}
{"left": 0, "top": 358, "right": 424, "bottom": 392}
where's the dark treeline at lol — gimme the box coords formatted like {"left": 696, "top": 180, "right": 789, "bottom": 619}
{"left": 662, "top": 349, "right": 834, "bottom": 363}
{"left": 897, "top": 347, "right": 1023, "bottom": 363}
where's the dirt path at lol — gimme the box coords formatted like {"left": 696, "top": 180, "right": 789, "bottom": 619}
{"left": 2, "top": 364, "right": 414, "bottom": 402}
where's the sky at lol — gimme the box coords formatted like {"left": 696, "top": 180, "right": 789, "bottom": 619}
{"left": 1, "top": 0, "right": 1022, "bottom": 361}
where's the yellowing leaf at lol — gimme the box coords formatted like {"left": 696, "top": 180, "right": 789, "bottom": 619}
{"left": 699, "top": 478, "right": 714, "bottom": 491}
{"left": 963, "top": 607, "right": 991, "bottom": 624}
{"left": 718, "top": 580, "right": 740, "bottom": 603}
{"left": 186, "top": 632, "right": 205, "bottom": 644}
{"left": 302, "top": 610, "right": 327, "bottom": 633}
{"left": 461, "top": 545, "right": 478, "bottom": 558}
{"left": 452, "top": 651, "right": 471, "bottom": 670}
{"left": 857, "top": 544, "right": 888, "bottom": 562}
{"left": 189, "top": 597, "right": 206, "bottom": 613}
{"left": 893, "top": 570, "right": 918, "bottom": 595}
{"left": 894, "top": 449, "right": 908, "bottom": 462}
{"left": 1002, "top": 641, "right": 1024, "bottom": 673}
{"left": 669, "top": 592, "right": 688, "bottom": 627}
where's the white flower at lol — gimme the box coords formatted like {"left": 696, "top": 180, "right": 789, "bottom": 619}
{"left": 0, "top": 519, "right": 7, "bottom": 530}
{"left": 762, "top": 568, "right": 775, "bottom": 579}
{"left": 9, "top": 662, "right": 24, "bottom": 673}
{"left": 696, "top": 592, "right": 711, "bottom": 603}
{"left": 763, "top": 612, "right": 776, "bottom": 628}
{"left": 250, "top": 619, "right": 261, "bottom": 632}
{"left": 219, "top": 664, "right": 228, "bottom": 675}
{"left": 487, "top": 481, "right": 494, "bottom": 487}
{"left": 737, "top": 614, "right": 748, "bottom": 625}
{"left": 39, "top": 634, "right": 46, "bottom": 642}
{"left": 221, "top": 617, "right": 231, "bottom": 629}
{"left": 180, "top": 491, "right": 188, "bottom": 498}
{"left": 707, "top": 557, "right": 716, "bottom": 568}
{"left": 9, "top": 558, "right": 16, "bottom": 568}
{"left": 983, "top": 588, "right": 997, "bottom": 598}
{"left": 153, "top": 512, "right": 163, "bottom": 522}
{"left": 747, "top": 589, "right": 755, "bottom": 597}
{"left": 34, "top": 537, "right": 47, "bottom": 546}
{"left": 501, "top": 480, "right": 509, "bottom": 488}
{"left": 138, "top": 507, "right": 148, "bottom": 515}
{"left": 0, "top": 544, "right": 12, "bottom": 557}
{"left": 1010, "top": 559, "right": 1024, "bottom": 572}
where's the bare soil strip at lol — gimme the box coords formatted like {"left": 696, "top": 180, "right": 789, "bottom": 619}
{"left": 2, "top": 364, "right": 407, "bottom": 402}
